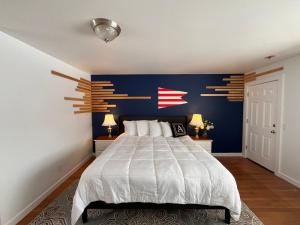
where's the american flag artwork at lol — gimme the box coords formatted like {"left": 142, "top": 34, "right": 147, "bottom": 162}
{"left": 158, "top": 87, "right": 188, "bottom": 109}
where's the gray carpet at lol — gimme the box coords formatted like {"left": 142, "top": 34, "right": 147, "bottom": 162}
{"left": 29, "top": 181, "right": 263, "bottom": 225}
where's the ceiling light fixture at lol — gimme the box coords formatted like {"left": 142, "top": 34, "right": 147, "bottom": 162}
{"left": 90, "top": 18, "right": 121, "bottom": 43}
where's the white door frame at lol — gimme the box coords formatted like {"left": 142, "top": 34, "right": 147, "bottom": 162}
{"left": 242, "top": 72, "right": 285, "bottom": 175}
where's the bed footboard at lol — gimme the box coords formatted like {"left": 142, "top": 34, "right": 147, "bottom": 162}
{"left": 81, "top": 201, "right": 231, "bottom": 224}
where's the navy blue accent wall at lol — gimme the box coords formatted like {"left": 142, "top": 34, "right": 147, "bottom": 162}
{"left": 92, "top": 74, "right": 243, "bottom": 153}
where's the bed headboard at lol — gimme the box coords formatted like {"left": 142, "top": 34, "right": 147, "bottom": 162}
{"left": 118, "top": 115, "right": 188, "bottom": 134}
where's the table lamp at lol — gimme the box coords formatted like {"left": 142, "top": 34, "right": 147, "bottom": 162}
{"left": 102, "top": 114, "right": 117, "bottom": 138}
{"left": 189, "top": 114, "right": 204, "bottom": 139}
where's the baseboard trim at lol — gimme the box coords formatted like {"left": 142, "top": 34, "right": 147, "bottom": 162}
{"left": 212, "top": 153, "right": 243, "bottom": 157}
{"left": 277, "top": 171, "right": 300, "bottom": 188}
{"left": 5, "top": 153, "right": 92, "bottom": 225}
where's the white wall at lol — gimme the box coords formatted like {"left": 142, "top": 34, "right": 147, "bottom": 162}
{"left": 249, "top": 54, "right": 300, "bottom": 187}
{"left": 0, "top": 31, "right": 93, "bottom": 225}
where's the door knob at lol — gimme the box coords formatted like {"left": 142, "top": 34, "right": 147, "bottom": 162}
{"left": 271, "top": 130, "right": 276, "bottom": 134}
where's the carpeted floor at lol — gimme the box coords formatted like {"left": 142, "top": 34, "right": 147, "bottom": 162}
{"left": 29, "top": 181, "right": 263, "bottom": 225}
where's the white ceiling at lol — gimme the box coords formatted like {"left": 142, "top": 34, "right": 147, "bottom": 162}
{"left": 1, "top": 0, "right": 300, "bottom": 74}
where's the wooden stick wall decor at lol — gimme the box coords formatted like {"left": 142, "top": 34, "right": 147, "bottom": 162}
{"left": 200, "top": 67, "right": 284, "bottom": 102}
{"left": 51, "top": 70, "right": 151, "bottom": 114}
{"left": 201, "top": 75, "right": 245, "bottom": 102}
{"left": 244, "top": 67, "right": 283, "bottom": 83}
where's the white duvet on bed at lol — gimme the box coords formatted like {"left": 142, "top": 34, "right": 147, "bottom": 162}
{"left": 71, "top": 134, "right": 241, "bottom": 224}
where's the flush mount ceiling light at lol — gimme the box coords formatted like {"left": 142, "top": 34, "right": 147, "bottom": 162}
{"left": 90, "top": 18, "right": 121, "bottom": 43}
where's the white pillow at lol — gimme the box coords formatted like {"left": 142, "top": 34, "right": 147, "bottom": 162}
{"left": 160, "top": 122, "right": 173, "bottom": 137}
{"left": 149, "top": 121, "right": 162, "bottom": 137}
{"left": 123, "top": 121, "right": 137, "bottom": 136}
{"left": 136, "top": 120, "right": 150, "bottom": 136}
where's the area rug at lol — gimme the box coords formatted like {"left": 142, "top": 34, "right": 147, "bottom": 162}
{"left": 29, "top": 181, "right": 263, "bottom": 225}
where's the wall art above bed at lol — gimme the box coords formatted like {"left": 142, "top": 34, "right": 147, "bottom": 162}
{"left": 51, "top": 70, "right": 151, "bottom": 114}
{"left": 200, "top": 66, "right": 284, "bottom": 102}
{"left": 158, "top": 87, "right": 188, "bottom": 109}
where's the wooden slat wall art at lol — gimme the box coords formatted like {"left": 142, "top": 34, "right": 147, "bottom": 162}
{"left": 244, "top": 67, "right": 284, "bottom": 83}
{"left": 200, "top": 67, "right": 284, "bottom": 102}
{"left": 201, "top": 75, "right": 245, "bottom": 102}
{"left": 51, "top": 70, "right": 151, "bottom": 114}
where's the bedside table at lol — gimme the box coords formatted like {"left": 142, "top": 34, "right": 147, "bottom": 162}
{"left": 190, "top": 136, "right": 213, "bottom": 154}
{"left": 94, "top": 135, "right": 118, "bottom": 157}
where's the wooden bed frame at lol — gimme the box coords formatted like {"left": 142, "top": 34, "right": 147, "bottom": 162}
{"left": 82, "top": 201, "right": 231, "bottom": 224}
{"left": 82, "top": 115, "right": 231, "bottom": 224}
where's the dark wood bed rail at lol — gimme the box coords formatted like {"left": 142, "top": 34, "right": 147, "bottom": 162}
{"left": 82, "top": 201, "right": 231, "bottom": 224}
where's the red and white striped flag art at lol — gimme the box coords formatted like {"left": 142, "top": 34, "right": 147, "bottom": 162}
{"left": 158, "top": 87, "right": 188, "bottom": 109}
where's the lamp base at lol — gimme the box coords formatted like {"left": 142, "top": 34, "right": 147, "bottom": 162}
{"left": 194, "top": 127, "right": 199, "bottom": 139}
{"left": 108, "top": 126, "right": 112, "bottom": 138}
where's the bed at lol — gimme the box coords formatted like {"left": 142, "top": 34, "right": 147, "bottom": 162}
{"left": 71, "top": 116, "right": 241, "bottom": 224}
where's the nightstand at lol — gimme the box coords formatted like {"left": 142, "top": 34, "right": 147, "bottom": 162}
{"left": 190, "top": 136, "right": 213, "bottom": 154}
{"left": 94, "top": 135, "right": 118, "bottom": 157}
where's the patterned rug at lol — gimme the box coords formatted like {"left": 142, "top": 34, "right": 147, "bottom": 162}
{"left": 29, "top": 181, "right": 263, "bottom": 225}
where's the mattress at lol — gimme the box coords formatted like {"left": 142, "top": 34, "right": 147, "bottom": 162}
{"left": 71, "top": 134, "right": 241, "bottom": 224}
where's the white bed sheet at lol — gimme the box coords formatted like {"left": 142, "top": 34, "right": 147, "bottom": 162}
{"left": 71, "top": 134, "right": 241, "bottom": 224}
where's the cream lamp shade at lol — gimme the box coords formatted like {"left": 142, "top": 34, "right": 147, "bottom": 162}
{"left": 189, "top": 114, "right": 204, "bottom": 128}
{"left": 102, "top": 114, "right": 117, "bottom": 127}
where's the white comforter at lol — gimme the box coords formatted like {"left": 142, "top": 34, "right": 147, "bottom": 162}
{"left": 72, "top": 134, "right": 241, "bottom": 224}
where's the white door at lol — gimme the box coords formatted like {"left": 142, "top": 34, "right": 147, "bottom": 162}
{"left": 246, "top": 81, "right": 278, "bottom": 171}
